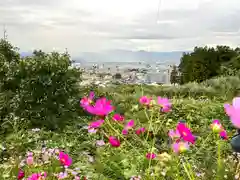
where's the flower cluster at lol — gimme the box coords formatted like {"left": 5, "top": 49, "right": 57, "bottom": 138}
{"left": 17, "top": 148, "right": 85, "bottom": 180}
{"left": 80, "top": 92, "right": 147, "bottom": 148}
{"left": 139, "top": 96, "right": 172, "bottom": 113}
{"left": 80, "top": 91, "right": 114, "bottom": 117}
{"left": 210, "top": 119, "right": 228, "bottom": 140}
{"left": 168, "top": 122, "right": 196, "bottom": 153}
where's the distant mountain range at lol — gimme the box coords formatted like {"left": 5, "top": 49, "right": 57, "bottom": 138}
{"left": 74, "top": 50, "right": 190, "bottom": 65}
{"left": 20, "top": 49, "right": 191, "bottom": 65}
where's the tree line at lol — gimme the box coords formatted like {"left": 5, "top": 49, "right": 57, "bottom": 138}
{"left": 170, "top": 46, "right": 240, "bottom": 84}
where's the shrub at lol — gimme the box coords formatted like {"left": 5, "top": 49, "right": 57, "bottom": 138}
{"left": 0, "top": 40, "right": 82, "bottom": 131}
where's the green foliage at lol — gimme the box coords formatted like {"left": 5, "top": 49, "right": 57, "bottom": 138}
{"left": 0, "top": 39, "right": 82, "bottom": 131}
{"left": 179, "top": 46, "right": 239, "bottom": 84}
{"left": 170, "top": 65, "right": 179, "bottom": 84}
{"left": 113, "top": 73, "right": 122, "bottom": 79}
{"left": 0, "top": 39, "right": 20, "bottom": 63}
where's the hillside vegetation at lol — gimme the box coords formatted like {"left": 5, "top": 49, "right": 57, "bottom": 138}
{"left": 0, "top": 39, "right": 240, "bottom": 180}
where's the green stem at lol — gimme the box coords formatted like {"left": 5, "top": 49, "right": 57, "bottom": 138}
{"left": 217, "top": 138, "right": 222, "bottom": 179}
{"left": 182, "top": 159, "right": 194, "bottom": 180}
{"left": 147, "top": 137, "right": 156, "bottom": 177}
{"left": 105, "top": 117, "right": 140, "bottom": 154}
{"left": 145, "top": 109, "right": 154, "bottom": 141}
{"left": 195, "top": 133, "right": 211, "bottom": 155}
{"left": 187, "top": 161, "right": 195, "bottom": 179}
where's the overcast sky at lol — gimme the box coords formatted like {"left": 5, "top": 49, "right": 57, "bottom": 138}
{"left": 1, "top": 0, "right": 240, "bottom": 56}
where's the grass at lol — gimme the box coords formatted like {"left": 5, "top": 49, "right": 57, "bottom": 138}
{"left": 1, "top": 75, "right": 240, "bottom": 179}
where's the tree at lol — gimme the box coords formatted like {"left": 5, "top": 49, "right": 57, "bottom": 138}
{"left": 170, "top": 65, "right": 178, "bottom": 84}
{"left": 0, "top": 39, "right": 82, "bottom": 131}
{"left": 113, "top": 73, "right": 122, "bottom": 79}
{"left": 178, "top": 46, "right": 226, "bottom": 84}
{"left": 0, "top": 39, "right": 20, "bottom": 63}
{"left": 33, "top": 49, "right": 46, "bottom": 57}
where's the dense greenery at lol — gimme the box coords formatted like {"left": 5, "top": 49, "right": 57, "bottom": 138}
{"left": 178, "top": 46, "right": 240, "bottom": 84}
{"left": 0, "top": 39, "right": 82, "bottom": 133}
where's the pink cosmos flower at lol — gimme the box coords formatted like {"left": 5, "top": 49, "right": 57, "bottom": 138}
{"left": 18, "top": 169, "right": 25, "bottom": 180}
{"left": 109, "top": 136, "right": 121, "bottom": 147}
{"left": 112, "top": 114, "right": 124, "bottom": 122}
{"left": 27, "top": 172, "right": 47, "bottom": 180}
{"left": 125, "top": 119, "right": 135, "bottom": 129}
{"left": 210, "top": 119, "right": 223, "bottom": 133}
{"left": 219, "top": 130, "right": 228, "bottom": 140}
{"left": 224, "top": 97, "right": 240, "bottom": 128}
{"left": 59, "top": 151, "right": 72, "bottom": 167}
{"left": 172, "top": 141, "right": 189, "bottom": 153}
{"left": 139, "top": 96, "right": 151, "bottom": 106}
{"left": 27, "top": 152, "right": 33, "bottom": 156}
{"left": 88, "top": 119, "right": 104, "bottom": 133}
{"left": 26, "top": 155, "right": 34, "bottom": 166}
{"left": 57, "top": 172, "right": 68, "bottom": 179}
{"left": 122, "top": 120, "right": 135, "bottom": 135}
{"left": 135, "top": 127, "right": 145, "bottom": 135}
{"left": 88, "top": 128, "right": 97, "bottom": 134}
{"left": 26, "top": 152, "right": 34, "bottom": 166}
{"left": 130, "top": 175, "right": 142, "bottom": 180}
{"left": 80, "top": 91, "right": 95, "bottom": 108}
{"left": 89, "top": 119, "right": 104, "bottom": 129}
{"left": 122, "top": 129, "right": 128, "bottom": 135}
{"left": 168, "top": 129, "right": 181, "bottom": 139}
{"left": 146, "top": 152, "right": 156, "bottom": 159}
{"left": 85, "top": 97, "right": 114, "bottom": 116}
{"left": 96, "top": 140, "right": 105, "bottom": 146}
{"left": 158, "top": 97, "right": 172, "bottom": 112}
{"left": 176, "top": 122, "right": 195, "bottom": 144}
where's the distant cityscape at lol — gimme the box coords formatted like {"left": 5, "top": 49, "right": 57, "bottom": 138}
{"left": 73, "top": 61, "right": 178, "bottom": 86}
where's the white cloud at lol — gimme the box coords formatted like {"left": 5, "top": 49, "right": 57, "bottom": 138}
{"left": 1, "top": 0, "right": 240, "bottom": 55}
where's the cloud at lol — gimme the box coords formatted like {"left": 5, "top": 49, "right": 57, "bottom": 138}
{"left": 0, "top": 0, "right": 240, "bottom": 55}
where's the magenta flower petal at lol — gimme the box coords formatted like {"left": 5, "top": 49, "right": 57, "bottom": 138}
{"left": 122, "top": 129, "right": 128, "bottom": 135}
{"left": 125, "top": 119, "right": 135, "bottom": 129}
{"left": 89, "top": 91, "right": 95, "bottom": 100}
{"left": 219, "top": 130, "right": 228, "bottom": 140}
{"left": 158, "top": 97, "right": 172, "bottom": 112}
{"left": 224, "top": 97, "right": 240, "bottom": 128}
{"left": 233, "top": 97, "right": 240, "bottom": 109}
{"left": 146, "top": 152, "right": 156, "bottom": 159}
{"left": 18, "top": 169, "right": 25, "bottom": 180}
{"left": 85, "top": 97, "right": 114, "bottom": 116}
{"left": 59, "top": 151, "right": 72, "bottom": 167}
{"left": 89, "top": 119, "right": 104, "bottom": 129}
{"left": 27, "top": 172, "right": 47, "bottom": 180}
{"left": 231, "top": 115, "right": 240, "bottom": 128}
{"left": 112, "top": 114, "right": 124, "bottom": 122}
{"left": 176, "top": 122, "right": 195, "bottom": 144}
{"left": 135, "top": 127, "right": 145, "bottom": 135}
{"left": 139, "top": 96, "right": 151, "bottom": 106}
{"left": 109, "top": 136, "right": 121, "bottom": 147}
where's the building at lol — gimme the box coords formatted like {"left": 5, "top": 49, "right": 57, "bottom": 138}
{"left": 144, "top": 72, "right": 167, "bottom": 84}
